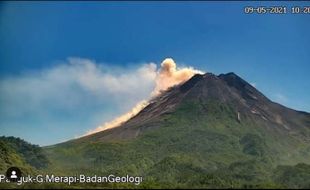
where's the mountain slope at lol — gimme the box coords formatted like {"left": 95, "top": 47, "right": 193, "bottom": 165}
{"left": 0, "top": 136, "right": 49, "bottom": 173}
{"left": 74, "top": 72, "right": 310, "bottom": 146}
{"left": 45, "top": 72, "right": 310, "bottom": 188}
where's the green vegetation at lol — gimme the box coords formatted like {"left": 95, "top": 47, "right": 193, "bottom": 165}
{"left": 1, "top": 100, "right": 309, "bottom": 188}
{"left": 40, "top": 100, "right": 310, "bottom": 188}
{"left": 0, "top": 136, "right": 49, "bottom": 174}
{"left": 0, "top": 136, "right": 49, "bottom": 169}
{"left": 240, "top": 134, "right": 265, "bottom": 157}
{"left": 273, "top": 163, "right": 310, "bottom": 189}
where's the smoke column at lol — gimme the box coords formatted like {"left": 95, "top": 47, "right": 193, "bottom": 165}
{"left": 153, "top": 58, "right": 203, "bottom": 95}
{"left": 85, "top": 58, "right": 203, "bottom": 136}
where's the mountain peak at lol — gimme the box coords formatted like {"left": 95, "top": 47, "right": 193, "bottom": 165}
{"left": 50, "top": 69, "right": 310, "bottom": 190}
{"left": 218, "top": 72, "right": 245, "bottom": 84}
{"left": 218, "top": 72, "right": 258, "bottom": 97}
{"left": 180, "top": 73, "right": 204, "bottom": 93}
{"left": 76, "top": 70, "right": 309, "bottom": 144}
{"left": 220, "top": 72, "right": 238, "bottom": 76}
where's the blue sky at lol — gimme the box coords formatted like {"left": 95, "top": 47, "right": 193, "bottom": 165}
{"left": 0, "top": 2, "right": 309, "bottom": 145}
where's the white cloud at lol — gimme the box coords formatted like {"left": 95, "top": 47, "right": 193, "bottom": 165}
{"left": 0, "top": 58, "right": 157, "bottom": 116}
{"left": 0, "top": 58, "right": 157, "bottom": 143}
{"left": 0, "top": 57, "right": 203, "bottom": 143}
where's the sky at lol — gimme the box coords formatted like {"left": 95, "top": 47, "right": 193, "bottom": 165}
{"left": 0, "top": 1, "right": 309, "bottom": 146}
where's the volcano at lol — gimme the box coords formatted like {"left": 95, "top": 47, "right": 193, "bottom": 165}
{"left": 76, "top": 72, "right": 310, "bottom": 143}
{"left": 46, "top": 72, "right": 310, "bottom": 188}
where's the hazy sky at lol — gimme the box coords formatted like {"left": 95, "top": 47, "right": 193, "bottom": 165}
{"left": 0, "top": 2, "right": 309, "bottom": 145}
